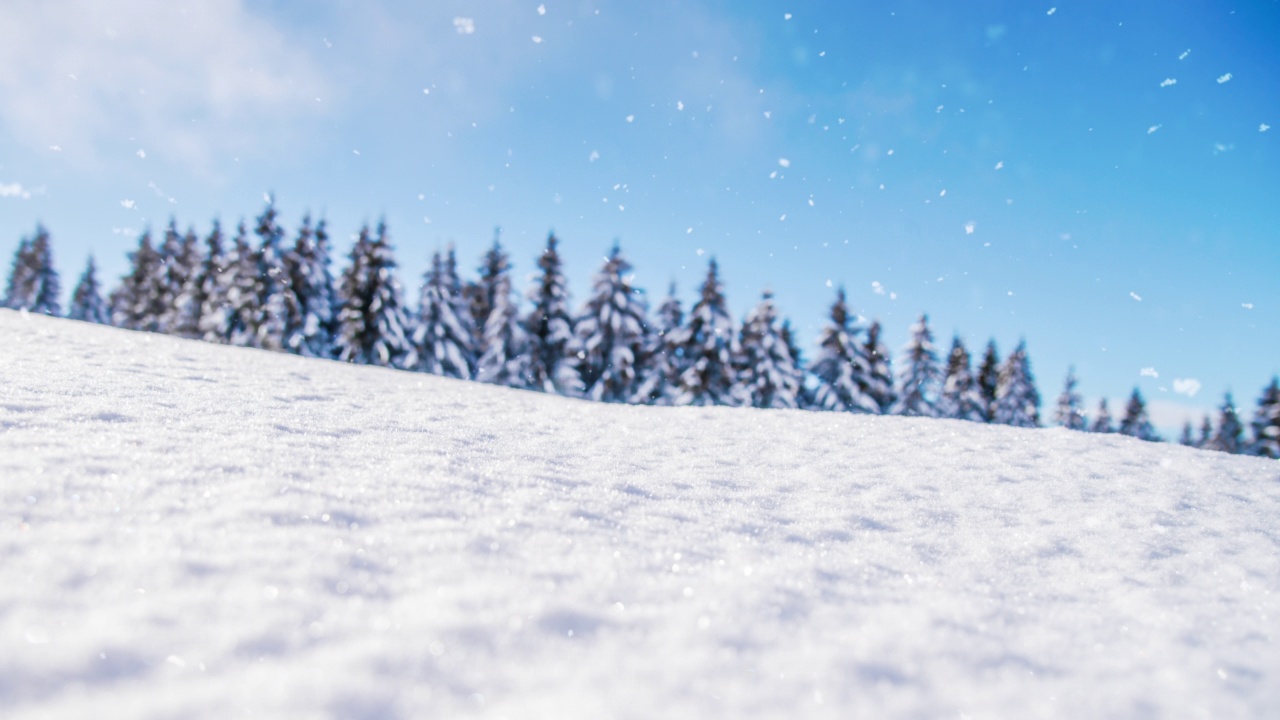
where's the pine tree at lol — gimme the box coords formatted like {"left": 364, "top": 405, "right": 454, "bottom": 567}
{"left": 809, "top": 288, "right": 876, "bottom": 413}
{"left": 672, "top": 258, "right": 740, "bottom": 406}
{"left": 3, "top": 225, "right": 60, "bottom": 315}
{"left": 976, "top": 340, "right": 1000, "bottom": 422}
{"left": 1053, "top": 367, "right": 1087, "bottom": 430}
{"left": 223, "top": 222, "right": 260, "bottom": 346}
{"left": 1197, "top": 414, "right": 1213, "bottom": 448}
{"left": 863, "top": 320, "right": 895, "bottom": 414}
{"left": 245, "top": 198, "right": 291, "bottom": 351}
{"left": 413, "top": 248, "right": 477, "bottom": 379}
{"left": 475, "top": 265, "right": 532, "bottom": 388}
{"left": 283, "top": 215, "right": 337, "bottom": 357}
{"left": 110, "top": 230, "right": 166, "bottom": 331}
{"left": 936, "top": 336, "right": 986, "bottom": 422}
{"left": 736, "top": 290, "right": 803, "bottom": 409}
{"left": 196, "top": 221, "right": 234, "bottom": 343}
{"left": 893, "top": 314, "right": 941, "bottom": 417}
{"left": 1178, "top": 421, "right": 1196, "bottom": 447}
{"left": 992, "top": 340, "right": 1039, "bottom": 427}
{"left": 1090, "top": 398, "right": 1114, "bottom": 433}
{"left": 573, "top": 243, "right": 649, "bottom": 403}
{"left": 333, "top": 220, "right": 416, "bottom": 368}
{"left": 1118, "top": 387, "right": 1160, "bottom": 441}
{"left": 1250, "top": 377, "right": 1280, "bottom": 458}
{"left": 1210, "top": 393, "right": 1245, "bottom": 454}
{"left": 523, "top": 233, "right": 579, "bottom": 395}
{"left": 68, "top": 256, "right": 109, "bottom": 324}
{"left": 631, "top": 282, "right": 683, "bottom": 405}
{"left": 467, "top": 229, "right": 509, "bottom": 350}
{"left": 164, "top": 225, "right": 205, "bottom": 338}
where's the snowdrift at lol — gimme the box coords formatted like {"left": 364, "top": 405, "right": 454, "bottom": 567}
{"left": 2, "top": 309, "right": 1277, "bottom": 719}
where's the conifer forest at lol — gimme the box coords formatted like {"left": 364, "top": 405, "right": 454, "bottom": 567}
{"left": 5, "top": 199, "right": 1278, "bottom": 458}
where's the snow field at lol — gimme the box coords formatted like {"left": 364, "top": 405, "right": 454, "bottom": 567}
{"left": 1, "top": 309, "right": 1277, "bottom": 719}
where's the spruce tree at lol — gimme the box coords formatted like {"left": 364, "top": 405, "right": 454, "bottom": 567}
{"left": 246, "top": 198, "right": 290, "bottom": 350}
{"left": 893, "top": 314, "right": 941, "bottom": 417}
{"left": 283, "top": 215, "right": 337, "bottom": 357}
{"left": 631, "top": 282, "right": 683, "bottom": 405}
{"left": 413, "top": 248, "right": 477, "bottom": 379}
{"left": 1250, "top": 377, "right": 1280, "bottom": 458}
{"left": 333, "top": 220, "right": 416, "bottom": 368}
{"left": 1053, "top": 367, "right": 1087, "bottom": 430}
{"left": 1178, "top": 421, "right": 1196, "bottom": 447}
{"left": 1197, "top": 414, "right": 1213, "bottom": 448}
{"left": 863, "top": 320, "right": 895, "bottom": 414}
{"left": 1210, "top": 393, "right": 1245, "bottom": 454}
{"left": 573, "top": 243, "right": 649, "bottom": 403}
{"left": 992, "top": 340, "right": 1039, "bottom": 427}
{"left": 976, "top": 340, "right": 1000, "bottom": 422}
{"left": 672, "top": 258, "right": 740, "bottom": 406}
{"left": 164, "top": 225, "right": 205, "bottom": 338}
{"left": 224, "top": 222, "right": 261, "bottom": 346}
{"left": 467, "top": 229, "right": 509, "bottom": 350}
{"left": 736, "top": 289, "right": 803, "bottom": 409}
{"left": 809, "top": 288, "right": 876, "bottom": 413}
{"left": 196, "top": 221, "right": 234, "bottom": 343}
{"left": 523, "top": 233, "right": 579, "bottom": 395}
{"left": 937, "top": 336, "right": 986, "bottom": 422}
{"left": 1090, "top": 398, "right": 1114, "bottom": 433}
{"left": 3, "top": 225, "right": 60, "bottom": 315}
{"left": 1118, "top": 387, "right": 1160, "bottom": 441}
{"left": 68, "top": 256, "right": 109, "bottom": 324}
{"left": 110, "top": 230, "right": 166, "bottom": 331}
{"left": 475, "top": 265, "right": 532, "bottom": 388}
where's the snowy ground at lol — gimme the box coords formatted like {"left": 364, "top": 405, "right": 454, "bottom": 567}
{"left": 2, "top": 309, "right": 1278, "bottom": 720}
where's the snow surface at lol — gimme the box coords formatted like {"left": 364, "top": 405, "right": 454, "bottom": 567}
{"left": 2, "top": 309, "right": 1278, "bottom": 720}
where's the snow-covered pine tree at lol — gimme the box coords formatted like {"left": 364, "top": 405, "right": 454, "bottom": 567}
{"left": 466, "top": 229, "right": 509, "bottom": 350}
{"left": 1197, "top": 414, "right": 1213, "bottom": 448}
{"left": 1209, "top": 393, "right": 1245, "bottom": 454}
{"left": 631, "top": 282, "right": 683, "bottom": 405}
{"left": 893, "top": 314, "right": 942, "bottom": 417}
{"left": 3, "top": 225, "right": 60, "bottom": 315}
{"left": 672, "top": 258, "right": 741, "bottom": 406}
{"left": 475, "top": 264, "right": 532, "bottom": 389}
{"left": 1117, "top": 387, "right": 1160, "bottom": 441}
{"left": 164, "top": 226, "right": 205, "bottom": 338}
{"left": 246, "top": 198, "right": 291, "bottom": 351}
{"left": 736, "top": 290, "right": 803, "bottom": 409}
{"left": 992, "top": 340, "right": 1040, "bottom": 427}
{"left": 196, "top": 221, "right": 235, "bottom": 343}
{"left": 976, "top": 340, "right": 1000, "bottom": 422}
{"left": 936, "top": 336, "right": 987, "bottom": 421}
{"left": 1090, "top": 398, "right": 1114, "bottom": 433}
{"left": 68, "top": 256, "right": 109, "bottom": 324}
{"left": 863, "top": 320, "right": 895, "bottom": 414}
{"left": 779, "top": 319, "right": 809, "bottom": 408}
{"left": 1178, "top": 421, "right": 1196, "bottom": 447}
{"left": 334, "top": 220, "right": 416, "bottom": 368}
{"left": 283, "top": 215, "right": 337, "bottom": 358}
{"left": 110, "top": 230, "right": 166, "bottom": 331}
{"left": 413, "top": 247, "right": 477, "bottom": 379}
{"left": 1053, "top": 366, "right": 1087, "bottom": 430}
{"left": 1250, "top": 377, "right": 1280, "bottom": 458}
{"left": 809, "top": 287, "right": 877, "bottom": 413}
{"left": 224, "top": 222, "right": 261, "bottom": 346}
{"left": 573, "top": 243, "right": 649, "bottom": 403}
{"left": 523, "top": 233, "right": 579, "bottom": 395}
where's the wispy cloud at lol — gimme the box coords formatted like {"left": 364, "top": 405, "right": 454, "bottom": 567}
{"left": 0, "top": 182, "right": 32, "bottom": 199}
{"left": 0, "top": 0, "right": 329, "bottom": 171}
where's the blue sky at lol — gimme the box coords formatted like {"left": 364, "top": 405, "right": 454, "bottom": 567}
{"left": 2, "top": 0, "right": 1277, "bottom": 432}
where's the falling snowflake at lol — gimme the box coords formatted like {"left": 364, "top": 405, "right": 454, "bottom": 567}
{"left": 1217, "top": 73, "right": 1232, "bottom": 84}
{"left": 1140, "top": 367, "right": 1159, "bottom": 379}
{"left": 1159, "top": 78, "right": 1177, "bottom": 88}
{"left": 994, "top": 161, "right": 1004, "bottom": 170}
{"left": 1047, "top": 7, "right": 1057, "bottom": 15}
{"left": 1260, "top": 124, "right": 1270, "bottom": 133}
{"left": 1147, "top": 125, "right": 1161, "bottom": 134}
{"left": 532, "top": 36, "right": 543, "bottom": 43}
{"left": 1179, "top": 49, "right": 1190, "bottom": 60}
{"left": 121, "top": 199, "right": 135, "bottom": 209}
{"left": 453, "top": 17, "right": 475, "bottom": 35}
{"left": 778, "top": 158, "right": 791, "bottom": 168}
{"left": 1173, "top": 378, "right": 1201, "bottom": 397}
{"left": 537, "top": 4, "right": 546, "bottom": 15}
{"left": 1129, "top": 291, "right": 1142, "bottom": 302}
{"left": 964, "top": 222, "right": 975, "bottom": 235}
{"left": 136, "top": 149, "right": 146, "bottom": 159}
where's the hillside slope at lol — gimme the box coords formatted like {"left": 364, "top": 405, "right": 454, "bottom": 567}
{"left": 1, "top": 309, "right": 1277, "bottom": 719}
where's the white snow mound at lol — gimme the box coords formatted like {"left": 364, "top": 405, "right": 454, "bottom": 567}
{"left": 2, "top": 309, "right": 1278, "bottom": 719}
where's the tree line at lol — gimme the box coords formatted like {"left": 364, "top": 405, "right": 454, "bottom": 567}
{"left": 5, "top": 198, "right": 1278, "bottom": 457}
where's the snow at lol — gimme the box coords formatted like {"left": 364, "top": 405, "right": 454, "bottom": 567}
{"left": 2, "top": 309, "right": 1279, "bottom": 719}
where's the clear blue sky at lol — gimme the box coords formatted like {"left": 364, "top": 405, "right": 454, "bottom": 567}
{"left": 2, "top": 0, "right": 1277, "bottom": 432}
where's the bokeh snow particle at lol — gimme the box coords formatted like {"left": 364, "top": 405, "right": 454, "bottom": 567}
{"left": 778, "top": 158, "right": 791, "bottom": 168}
{"left": 1241, "top": 302, "right": 1254, "bottom": 310}
{"left": 1260, "top": 124, "right": 1270, "bottom": 133}
{"left": 537, "top": 4, "right": 546, "bottom": 15}
{"left": 1147, "top": 125, "right": 1161, "bottom": 135}
{"left": 1140, "top": 367, "right": 1159, "bottom": 379}
{"left": 1217, "top": 73, "right": 1232, "bottom": 84}
{"left": 1129, "top": 292, "right": 1142, "bottom": 302}
{"left": 625, "top": 114, "right": 635, "bottom": 123}
{"left": 964, "top": 222, "right": 975, "bottom": 235}
{"left": 994, "top": 161, "right": 1004, "bottom": 170}
{"left": 1047, "top": 7, "right": 1057, "bottom": 15}
{"left": 588, "top": 150, "right": 599, "bottom": 162}
{"left": 1179, "top": 49, "right": 1191, "bottom": 60}
{"left": 136, "top": 149, "right": 146, "bottom": 159}
{"left": 1159, "top": 78, "right": 1177, "bottom": 88}
{"left": 121, "top": 199, "right": 135, "bottom": 209}
{"left": 0, "top": 183, "right": 32, "bottom": 199}
{"left": 1173, "top": 378, "right": 1201, "bottom": 397}
{"left": 454, "top": 17, "right": 475, "bottom": 35}
{"left": 532, "top": 36, "right": 543, "bottom": 43}
{"left": 871, "top": 281, "right": 885, "bottom": 296}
